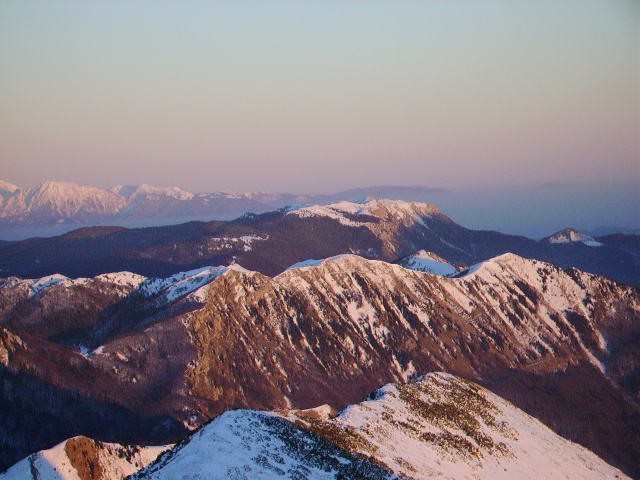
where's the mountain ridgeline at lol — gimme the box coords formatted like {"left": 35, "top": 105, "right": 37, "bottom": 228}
{"left": 129, "top": 373, "right": 628, "bottom": 480}
{"left": 0, "top": 179, "right": 448, "bottom": 239}
{"left": 0, "top": 198, "right": 638, "bottom": 286}
{"left": 1, "top": 251, "right": 639, "bottom": 476}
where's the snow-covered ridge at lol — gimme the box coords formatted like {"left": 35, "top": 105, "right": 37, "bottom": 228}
{"left": 0, "top": 179, "right": 274, "bottom": 222}
{"left": 284, "top": 255, "right": 353, "bottom": 271}
{"left": 287, "top": 250, "right": 460, "bottom": 277}
{"left": 0, "top": 179, "right": 306, "bottom": 223}
{"left": 0, "top": 180, "right": 19, "bottom": 195}
{"left": 29, "top": 274, "right": 69, "bottom": 297}
{"left": 5, "top": 264, "right": 246, "bottom": 305}
{"left": 0, "top": 180, "right": 126, "bottom": 219}
{"left": 139, "top": 264, "right": 247, "bottom": 304}
{"left": 113, "top": 183, "right": 195, "bottom": 202}
{"left": 131, "top": 373, "right": 628, "bottom": 480}
{"left": 0, "top": 436, "right": 170, "bottom": 480}
{"left": 325, "top": 372, "right": 628, "bottom": 479}
{"left": 274, "top": 251, "right": 620, "bottom": 376}
{"left": 9, "top": 250, "right": 595, "bottom": 300}
{"left": 4, "top": 271, "right": 147, "bottom": 299}
{"left": 288, "top": 197, "right": 442, "bottom": 227}
{"left": 544, "top": 228, "right": 604, "bottom": 247}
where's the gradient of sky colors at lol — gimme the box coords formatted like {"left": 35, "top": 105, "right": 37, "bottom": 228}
{"left": 1, "top": 0, "right": 638, "bottom": 195}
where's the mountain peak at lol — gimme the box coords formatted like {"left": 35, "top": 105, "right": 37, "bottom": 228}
{"left": 0, "top": 180, "right": 19, "bottom": 195}
{"left": 288, "top": 197, "right": 443, "bottom": 228}
{"left": 544, "top": 228, "right": 603, "bottom": 247}
{"left": 114, "top": 184, "right": 195, "bottom": 201}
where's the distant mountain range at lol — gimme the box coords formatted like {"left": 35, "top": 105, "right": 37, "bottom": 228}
{"left": 1, "top": 198, "right": 638, "bottom": 286}
{"left": 0, "top": 179, "right": 448, "bottom": 240}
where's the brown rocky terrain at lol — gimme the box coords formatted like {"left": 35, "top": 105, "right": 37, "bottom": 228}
{"left": 1, "top": 253, "right": 639, "bottom": 475}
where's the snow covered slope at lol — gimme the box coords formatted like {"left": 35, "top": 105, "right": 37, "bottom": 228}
{"left": 139, "top": 265, "right": 247, "bottom": 305}
{"left": 131, "top": 410, "right": 392, "bottom": 480}
{"left": 0, "top": 436, "right": 169, "bottom": 480}
{"left": 289, "top": 198, "right": 443, "bottom": 228}
{"left": 132, "top": 373, "right": 628, "bottom": 480}
{"left": 399, "top": 250, "right": 459, "bottom": 276}
{"left": 0, "top": 180, "right": 126, "bottom": 220}
{"left": 322, "top": 372, "right": 627, "bottom": 479}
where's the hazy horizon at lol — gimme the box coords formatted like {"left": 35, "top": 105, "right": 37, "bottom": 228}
{"left": 2, "top": 1, "right": 638, "bottom": 193}
{"left": 0, "top": 176, "right": 637, "bottom": 239}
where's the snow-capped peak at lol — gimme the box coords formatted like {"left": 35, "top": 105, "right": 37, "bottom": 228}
{"left": 544, "top": 228, "right": 603, "bottom": 247}
{"left": 283, "top": 255, "right": 353, "bottom": 272}
{"left": 0, "top": 180, "right": 19, "bottom": 195}
{"left": 139, "top": 264, "right": 249, "bottom": 304}
{"left": 9, "top": 180, "right": 127, "bottom": 218}
{"left": 113, "top": 184, "right": 194, "bottom": 201}
{"left": 28, "top": 274, "right": 70, "bottom": 297}
{"left": 455, "top": 252, "right": 538, "bottom": 279}
{"left": 288, "top": 197, "right": 442, "bottom": 228}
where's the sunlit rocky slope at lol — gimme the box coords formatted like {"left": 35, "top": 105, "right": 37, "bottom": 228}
{"left": 1, "top": 253, "right": 639, "bottom": 475}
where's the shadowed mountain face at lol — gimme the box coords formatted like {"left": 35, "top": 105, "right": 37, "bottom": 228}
{"left": 0, "top": 198, "right": 638, "bottom": 286}
{"left": 1, "top": 254, "right": 639, "bottom": 475}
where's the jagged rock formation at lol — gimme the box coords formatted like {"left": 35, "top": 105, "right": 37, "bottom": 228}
{"left": 1, "top": 253, "right": 639, "bottom": 475}
{"left": 131, "top": 373, "right": 628, "bottom": 480}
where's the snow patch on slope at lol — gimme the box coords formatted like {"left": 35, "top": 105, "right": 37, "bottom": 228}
{"left": 140, "top": 264, "right": 249, "bottom": 305}
{"left": 546, "top": 228, "right": 604, "bottom": 247}
{"left": 0, "top": 180, "right": 19, "bottom": 195}
{"left": 284, "top": 255, "right": 353, "bottom": 272}
{"left": 29, "top": 274, "right": 69, "bottom": 297}
{"left": 400, "top": 250, "right": 458, "bottom": 276}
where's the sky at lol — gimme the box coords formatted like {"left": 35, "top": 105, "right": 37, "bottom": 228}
{"left": 0, "top": 1, "right": 638, "bottom": 197}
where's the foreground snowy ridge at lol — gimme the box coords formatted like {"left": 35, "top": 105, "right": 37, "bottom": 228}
{"left": 2, "top": 250, "right": 638, "bottom": 475}
{"left": 132, "top": 373, "right": 628, "bottom": 480}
